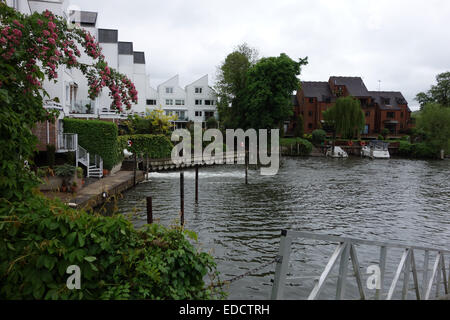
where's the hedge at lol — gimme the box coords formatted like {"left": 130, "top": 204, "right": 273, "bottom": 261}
{"left": 118, "top": 134, "right": 174, "bottom": 160}
{"left": 398, "top": 141, "right": 437, "bottom": 159}
{"left": 63, "top": 119, "right": 119, "bottom": 170}
{"left": 280, "top": 138, "right": 313, "bottom": 156}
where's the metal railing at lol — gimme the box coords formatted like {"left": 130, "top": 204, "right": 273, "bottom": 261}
{"left": 271, "top": 230, "right": 450, "bottom": 300}
{"left": 57, "top": 133, "right": 78, "bottom": 152}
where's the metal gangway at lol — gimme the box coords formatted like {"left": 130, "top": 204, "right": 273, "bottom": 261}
{"left": 271, "top": 230, "right": 450, "bottom": 300}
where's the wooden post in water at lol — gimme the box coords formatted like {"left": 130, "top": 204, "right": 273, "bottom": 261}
{"left": 245, "top": 151, "right": 249, "bottom": 185}
{"left": 180, "top": 171, "right": 184, "bottom": 226}
{"left": 146, "top": 197, "right": 153, "bottom": 224}
{"left": 195, "top": 165, "right": 199, "bottom": 204}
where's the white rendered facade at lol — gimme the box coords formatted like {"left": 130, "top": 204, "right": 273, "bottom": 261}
{"left": 146, "top": 74, "right": 218, "bottom": 126}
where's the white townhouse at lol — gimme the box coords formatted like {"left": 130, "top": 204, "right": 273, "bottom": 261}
{"left": 146, "top": 74, "right": 218, "bottom": 128}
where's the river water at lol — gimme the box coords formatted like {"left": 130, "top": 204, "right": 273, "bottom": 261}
{"left": 116, "top": 157, "right": 450, "bottom": 300}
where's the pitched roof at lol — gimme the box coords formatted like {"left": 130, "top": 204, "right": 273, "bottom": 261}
{"left": 329, "top": 76, "right": 370, "bottom": 97}
{"left": 71, "top": 11, "right": 98, "bottom": 27}
{"left": 369, "top": 91, "right": 408, "bottom": 110}
{"left": 98, "top": 29, "right": 118, "bottom": 44}
{"left": 118, "top": 42, "right": 133, "bottom": 55}
{"left": 133, "top": 52, "right": 145, "bottom": 64}
{"left": 301, "top": 82, "right": 332, "bottom": 101}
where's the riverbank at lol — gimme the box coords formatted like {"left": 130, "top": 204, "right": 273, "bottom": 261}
{"left": 65, "top": 170, "right": 145, "bottom": 210}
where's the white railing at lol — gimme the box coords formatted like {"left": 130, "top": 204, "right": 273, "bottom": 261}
{"left": 271, "top": 230, "right": 450, "bottom": 300}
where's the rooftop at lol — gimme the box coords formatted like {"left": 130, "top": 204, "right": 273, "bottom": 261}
{"left": 329, "top": 76, "right": 370, "bottom": 97}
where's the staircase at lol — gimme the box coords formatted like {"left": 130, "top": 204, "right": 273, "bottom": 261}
{"left": 77, "top": 145, "right": 103, "bottom": 179}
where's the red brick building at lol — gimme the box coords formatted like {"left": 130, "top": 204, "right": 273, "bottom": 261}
{"left": 289, "top": 76, "right": 413, "bottom": 137}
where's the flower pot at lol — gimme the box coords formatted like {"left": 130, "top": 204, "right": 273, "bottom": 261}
{"left": 103, "top": 169, "right": 109, "bottom": 176}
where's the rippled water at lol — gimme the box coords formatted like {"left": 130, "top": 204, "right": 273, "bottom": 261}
{"left": 116, "top": 157, "right": 450, "bottom": 300}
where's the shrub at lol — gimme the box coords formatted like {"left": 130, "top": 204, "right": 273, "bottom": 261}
{"left": 293, "top": 114, "right": 304, "bottom": 138}
{"left": 280, "top": 138, "right": 312, "bottom": 156}
{"left": 398, "top": 141, "right": 412, "bottom": 156}
{"left": 206, "top": 117, "right": 218, "bottom": 129}
{"left": 63, "top": 119, "right": 119, "bottom": 170}
{"left": 0, "top": 195, "right": 225, "bottom": 300}
{"left": 312, "top": 129, "right": 327, "bottom": 145}
{"left": 118, "top": 135, "right": 174, "bottom": 160}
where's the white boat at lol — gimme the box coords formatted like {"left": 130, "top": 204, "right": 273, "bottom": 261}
{"left": 326, "top": 146, "right": 348, "bottom": 158}
{"left": 361, "top": 141, "right": 390, "bottom": 159}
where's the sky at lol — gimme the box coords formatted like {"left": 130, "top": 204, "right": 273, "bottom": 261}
{"left": 69, "top": 0, "right": 450, "bottom": 111}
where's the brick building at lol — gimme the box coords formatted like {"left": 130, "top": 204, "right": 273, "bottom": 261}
{"left": 289, "top": 76, "right": 413, "bottom": 137}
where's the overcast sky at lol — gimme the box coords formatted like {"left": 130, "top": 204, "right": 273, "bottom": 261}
{"left": 69, "top": 0, "right": 450, "bottom": 111}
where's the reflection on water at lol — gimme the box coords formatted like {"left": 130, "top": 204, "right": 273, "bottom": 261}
{"left": 116, "top": 157, "right": 450, "bottom": 300}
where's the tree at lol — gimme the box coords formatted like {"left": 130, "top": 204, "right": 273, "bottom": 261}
{"left": 416, "top": 72, "right": 450, "bottom": 109}
{"left": 417, "top": 103, "right": 450, "bottom": 157}
{"left": 214, "top": 43, "right": 258, "bottom": 129}
{"left": 322, "top": 97, "right": 365, "bottom": 151}
{"left": 293, "top": 114, "right": 304, "bottom": 138}
{"left": 0, "top": 4, "right": 136, "bottom": 201}
{"left": 244, "top": 53, "right": 308, "bottom": 130}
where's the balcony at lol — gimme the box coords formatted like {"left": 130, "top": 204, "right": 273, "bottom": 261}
{"left": 70, "top": 100, "right": 95, "bottom": 114}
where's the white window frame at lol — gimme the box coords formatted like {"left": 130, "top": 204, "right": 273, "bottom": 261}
{"left": 166, "top": 99, "right": 173, "bottom": 105}
{"left": 195, "top": 87, "right": 203, "bottom": 94}
{"left": 195, "top": 99, "right": 203, "bottom": 105}
{"left": 175, "top": 99, "right": 185, "bottom": 106}
{"left": 165, "top": 87, "right": 174, "bottom": 94}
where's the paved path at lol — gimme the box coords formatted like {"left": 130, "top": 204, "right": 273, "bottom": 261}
{"left": 70, "top": 170, "right": 144, "bottom": 210}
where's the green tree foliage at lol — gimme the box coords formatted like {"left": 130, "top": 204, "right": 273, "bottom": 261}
{"left": 63, "top": 119, "right": 119, "bottom": 170}
{"left": 244, "top": 54, "right": 308, "bottom": 130}
{"left": 416, "top": 72, "right": 450, "bottom": 109}
{"left": 280, "top": 138, "right": 313, "bottom": 156}
{"left": 215, "top": 43, "right": 259, "bottom": 129}
{"left": 312, "top": 129, "right": 327, "bottom": 145}
{"left": 322, "top": 97, "right": 365, "bottom": 140}
{"left": 206, "top": 116, "right": 218, "bottom": 129}
{"left": 117, "top": 135, "right": 173, "bottom": 160}
{"left": 0, "top": 195, "right": 225, "bottom": 300}
{"left": 124, "top": 107, "right": 177, "bottom": 135}
{"left": 417, "top": 103, "right": 450, "bottom": 153}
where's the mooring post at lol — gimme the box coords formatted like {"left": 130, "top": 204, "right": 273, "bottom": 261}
{"left": 195, "top": 165, "right": 199, "bottom": 204}
{"left": 245, "top": 150, "right": 249, "bottom": 185}
{"left": 146, "top": 196, "right": 153, "bottom": 224}
{"left": 180, "top": 171, "right": 184, "bottom": 226}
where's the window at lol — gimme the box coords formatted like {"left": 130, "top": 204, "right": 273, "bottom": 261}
{"left": 308, "top": 98, "right": 314, "bottom": 103}
{"left": 195, "top": 111, "right": 203, "bottom": 117}
{"left": 365, "top": 112, "right": 370, "bottom": 117}
{"left": 195, "top": 100, "right": 202, "bottom": 105}
{"left": 146, "top": 99, "right": 157, "bottom": 105}
{"left": 165, "top": 87, "right": 173, "bottom": 94}
{"left": 382, "top": 97, "right": 391, "bottom": 105}
{"left": 325, "top": 97, "right": 331, "bottom": 103}
{"left": 205, "top": 100, "right": 215, "bottom": 105}
{"left": 166, "top": 99, "right": 173, "bottom": 105}
{"left": 401, "top": 112, "right": 404, "bottom": 118}
{"left": 387, "top": 112, "right": 395, "bottom": 119}
{"left": 308, "top": 111, "right": 313, "bottom": 117}
{"left": 195, "top": 87, "right": 203, "bottom": 94}
{"left": 175, "top": 100, "right": 185, "bottom": 106}
{"left": 308, "top": 123, "right": 313, "bottom": 129}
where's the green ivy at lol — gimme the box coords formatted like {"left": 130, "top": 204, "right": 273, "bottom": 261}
{"left": 63, "top": 119, "right": 119, "bottom": 170}
{"left": 0, "top": 195, "right": 225, "bottom": 300}
{"left": 118, "top": 135, "right": 173, "bottom": 160}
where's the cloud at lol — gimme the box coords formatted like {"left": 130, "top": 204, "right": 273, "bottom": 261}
{"left": 69, "top": 0, "right": 450, "bottom": 110}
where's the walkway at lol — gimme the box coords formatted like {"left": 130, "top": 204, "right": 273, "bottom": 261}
{"left": 70, "top": 170, "right": 145, "bottom": 210}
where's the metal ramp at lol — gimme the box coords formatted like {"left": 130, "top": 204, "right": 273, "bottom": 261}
{"left": 271, "top": 230, "right": 450, "bottom": 300}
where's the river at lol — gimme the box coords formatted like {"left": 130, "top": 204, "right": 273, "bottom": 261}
{"left": 116, "top": 157, "right": 450, "bottom": 300}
